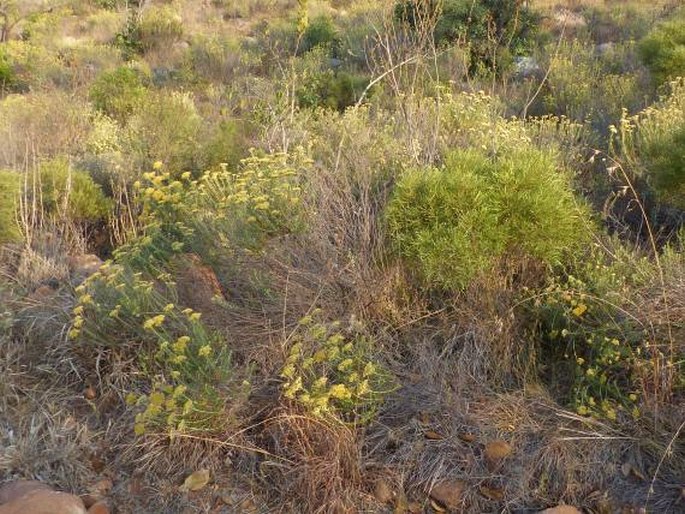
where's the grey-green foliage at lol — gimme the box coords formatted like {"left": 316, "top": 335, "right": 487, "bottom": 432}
{"left": 387, "top": 147, "right": 588, "bottom": 289}
{"left": 639, "top": 11, "right": 685, "bottom": 86}
{"left": 0, "top": 170, "right": 21, "bottom": 243}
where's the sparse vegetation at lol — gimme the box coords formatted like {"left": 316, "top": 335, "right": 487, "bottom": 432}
{"left": 0, "top": 1, "right": 684, "bottom": 513}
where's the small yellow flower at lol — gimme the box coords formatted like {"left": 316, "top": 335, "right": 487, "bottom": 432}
{"left": 163, "top": 303, "right": 174, "bottom": 312}
{"left": 73, "top": 316, "right": 84, "bottom": 329}
{"left": 189, "top": 312, "right": 201, "bottom": 322}
{"left": 198, "top": 345, "right": 212, "bottom": 357}
{"left": 153, "top": 161, "right": 164, "bottom": 170}
{"left": 629, "top": 393, "right": 638, "bottom": 402}
{"left": 80, "top": 294, "right": 93, "bottom": 305}
{"left": 577, "top": 405, "right": 589, "bottom": 415}
{"left": 73, "top": 305, "right": 84, "bottom": 316}
{"left": 68, "top": 328, "right": 80, "bottom": 340}
{"left": 576, "top": 357, "right": 585, "bottom": 365}
{"left": 181, "top": 171, "right": 191, "bottom": 180}
{"left": 329, "top": 384, "right": 352, "bottom": 400}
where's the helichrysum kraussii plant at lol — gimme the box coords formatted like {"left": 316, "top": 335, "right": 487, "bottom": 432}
{"left": 68, "top": 150, "right": 308, "bottom": 435}
{"left": 281, "top": 310, "right": 389, "bottom": 422}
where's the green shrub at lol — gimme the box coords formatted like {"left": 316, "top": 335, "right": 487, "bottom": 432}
{"left": 616, "top": 79, "right": 685, "bottom": 209}
{"left": 138, "top": 5, "right": 184, "bottom": 52}
{"left": 125, "top": 91, "right": 202, "bottom": 174}
{"left": 0, "top": 170, "right": 21, "bottom": 243}
{"left": 89, "top": 66, "right": 149, "bottom": 122}
{"left": 300, "top": 15, "right": 339, "bottom": 55}
{"left": 527, "top": 245, "right": 653, "bottom": 420}
{"left": 395, "top": 0, "right": 539, "bottom": 72}
{"left": 297, "top": 70, "right": 369, "bottom": 111}
{"left": 0, "top": 48, "right": 16, "bottom": 91}
{"left": 387, "top": 147, "right": 588, "bottom": 289}
{"left": 182, "top": 35, "right": 241, "bottom": 84}
{"left": 639, "top": 13, "right": 685, "bottom": 86}
{"left": 38, "top": 158, "right": 112, "bottom": 223}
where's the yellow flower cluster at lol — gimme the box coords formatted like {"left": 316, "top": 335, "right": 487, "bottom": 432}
{"left": 281, "top": 312, "right": 383, "bottom": 419}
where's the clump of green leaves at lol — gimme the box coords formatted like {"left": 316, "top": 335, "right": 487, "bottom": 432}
{"left": 615, "top": 79, "right": 685, "bottom": 209}
{"left": 0, "top": 170, "right": 21, "bottom": 243}
{"left": 527, "top": 248, "right": 652, "bottom": 420}
{"left": 89, "top": 66, "right": 149, "bottom": 122}
{"left": 387, "top": 147, "right": 588, "bottom": 290}
{"left": 639, "top": 11, "right": 685, "bottom": 86}
{"left": 281, "top": 311, "right": 388, "bottom": 422}
{"left": 395, "top": 0, "right": 539, "bottom": 73}
{"left": 38, "top": 157, "right": 112, "bottom": 224}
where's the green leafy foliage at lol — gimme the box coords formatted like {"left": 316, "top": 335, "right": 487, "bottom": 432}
{"left": 639, "top": 12, "right": 685, "bottom": 86}
{"left": 138, "top": 5, "right": 184, "bottom": 52}
{"left": 616, "top": 79, "right": 685, "bottom": 209}
{"left": 89, "top": 66, "right": 149, "bottom": 122}
{"left": 395, "top": 0, "right": 539, "bottom": 72}
{"left": 38, "top": 158, "right": 112, "bottom": 223}
{"left": 387, "top": 147, "right": 588, "bottom": 289}
{"left": 300, "top": 15, "right": 339, "bottom": 55}
{"left": 527, "top": 247, "right": 651, "bottom": 420}
{"left": 0, "top": 170, "right": 21, "bottom": 243}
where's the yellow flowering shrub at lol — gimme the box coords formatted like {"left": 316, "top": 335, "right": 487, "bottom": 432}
{"left": 527, "top": 249, "right": 651, "bottom": 421}
{"left": 281, "top": 310, "right": 389, "bottom": 422}
{"left": 70, "top": 261, "right": 235, "bottom": 435}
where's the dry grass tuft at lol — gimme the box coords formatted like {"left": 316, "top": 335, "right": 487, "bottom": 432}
{"left": 261, "top": 407, "right": 363, "bottom": 513}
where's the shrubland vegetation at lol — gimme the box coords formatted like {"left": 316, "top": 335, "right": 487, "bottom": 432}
{"left": 0, "top": 0, "right": 684, "bottom": 512}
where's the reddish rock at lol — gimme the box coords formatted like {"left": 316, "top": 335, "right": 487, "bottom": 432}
{"left": 0, "top": 481, "right": 51, "bottom": 503}
{"left": 539, "top": 507, "right": 583, "bottom": 514}
{"left": 429, "top": 479, "right": 465, "bottom": 510}
{"left": 0, "top": 489, "right": 86, "bottom": 514}
{"left": 68, "top": 254, "right": 103, "bottom": 284}
{"left": 87, "top": 501, "right": 110, "bottom": 514}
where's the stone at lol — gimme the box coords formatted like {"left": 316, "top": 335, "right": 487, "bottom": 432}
{"left": 428, "top": 479, "right": 465, "bottom": 510}
{"left": 0, "top": 488, "right": 86, "bottom": 514}
{"left": 539, "top": 507, "right": 583, "bottom": 514}
{"left": 68, "top": 254, "right": 103, "bottom": 284}
{"left": 87, "top": 501, "right": 110, "bottom": 514}
{"left": 484, "top": 440, "right": 512, "bottom": 469}
{"left": 0, "top": 481, "right": 51, "bottom": 503}
{"left": 373, "top": 478, "right": 394, "bottom": 505}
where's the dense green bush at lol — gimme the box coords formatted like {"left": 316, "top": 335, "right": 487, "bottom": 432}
{"left": 300, "top": 15, "right": 339, "bottom": 55}
{"left": 38, "top": 158, "right": 112, "bottom": 223}
{"left": 89, "top": 66, "right": 149, "bottom": 122}
{"left": 297, "top": 70, "right": 369, "bottom": 111}
{"left": 0, "top": 170, "right": 21, "bottom": 243}
{"left": 125, "top": 91, "right": 202, "bottom": 174}
{"left": 395, "top": 0, "right": 539, "bottom": 72}
{"left": 138, "top": 5, "right": 184, "bottom": 52}
{"left": 387, "top": 147, "right": 587, "bottom": 289}
{"left": 616, "top": 79, "right": 685, "bottom": 209}
{"left": 639, "top": 13, "right": 685, "bottom": 85}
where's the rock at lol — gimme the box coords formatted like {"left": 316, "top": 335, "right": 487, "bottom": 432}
{"left": 87, "top": 501, "right": 110, "bottom": 514}
{"left": 0, "top": 488, "right": 86, "bottom": 514}
{"left": 407, "top": 500, "right": 423, "bottom": 513}
{"left": 28, "top": 285, "right": 58, "bottom": 302}
{"left": 89, "top": 479, "right": 113, "bottom": 496}
{"left": 68, "top": 254, "right": 103, "bottom": 284}
{"left": 539, "top": 507, "right": 583, "bottom": 514}
{"left": 373, "top": 478, "right": 394, "bottom": 505}
{"left": 484, "top": 440, "right": 512, "bottom": 469}
{"left": 173, "top": 253, "right": 225, "bottom": 314}
{"left": 428, "top": 479, "right": 465, "bottom": 510}
{"left": 514, "top": 56, "right": 541, "bottom": 78}
{"left": 0, "top": 481, "right": 51, "bottom": 503}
